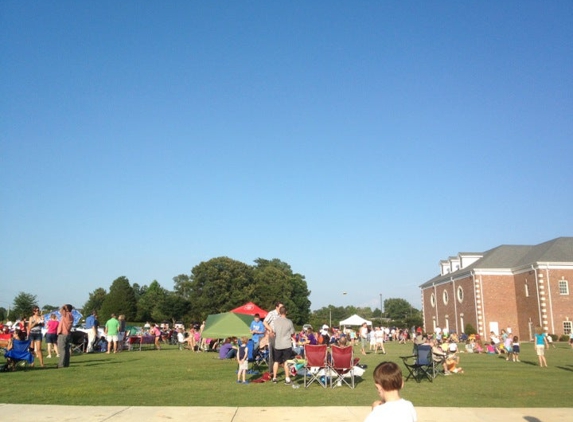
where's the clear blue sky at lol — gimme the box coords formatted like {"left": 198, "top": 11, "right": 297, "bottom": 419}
{"left": 1, "top": 2, "right": 571, "bottom": 314}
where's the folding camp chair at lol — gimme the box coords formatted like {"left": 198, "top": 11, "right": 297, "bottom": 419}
{"left": 432, "top": 350, "right": 447, "bottom": 378}
{"left": 4, "top": 338, "right": 34, "bottom": 370}
{"left": 70, "top": 331, "right": 87, "bottom": 354}
{"left": 303, "top": 344, "right": 329, "bottom": 388}
{"left": 254, "top": 345, "right": 269, "bottom": 369}
{"left": 330, "top": 345, "right": 357, "bottom": 388}
{"left": 400, "top": 344, "right": 433, "bottom": 383}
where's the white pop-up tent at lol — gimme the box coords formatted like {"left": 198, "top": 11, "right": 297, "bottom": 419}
{"left": 340, "top": 314, "right": 372, "bottom": 326}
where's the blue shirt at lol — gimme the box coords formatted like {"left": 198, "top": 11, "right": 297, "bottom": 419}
{"left": 250, "top": 319, "right": 265, "bottom": 342}
{"left": 85, "top": 315, "right": 96, "bottom": 329}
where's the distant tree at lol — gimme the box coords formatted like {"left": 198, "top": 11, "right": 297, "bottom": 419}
{"left": 99, "top": 276, "right": 137, "bottom": 321}
{"left": 155, "top": 292, "right": 191, "bottom": 324}
{"left": 82, "top": 288, "right": 107, "bottom": 315}
{"left": 132, "top": 283, "right": 147, "bottom": 302}
{"left": 173, "top": 274, "right": 193, "bottom": 299}
{"left": 136, "top": 280, "right": 168, "bottom": 322}
{"left": 11, "top": 292, "right": 38, "bottom": 320}
{"left": 465, "top": 323, "right": 477, "bottom": 336}
{"left": 384, "top": 298, "right": 417, "bottom": 321}
{"left": 0, "top": 307, "right": 7, "bottom": 321}
{"left": 252, "top": 258, "right": 311, "bottom": 325}
{"left": 188, "top": 257, "right": 254, "bottom": 319}
{"left": 42, "top": 305, "right": 59, "bottom": 313}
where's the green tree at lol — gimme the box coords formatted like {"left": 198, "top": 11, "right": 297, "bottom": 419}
{"left": 155, "top": 292, "right": 191, "bottom": 324}
{"left": 42, "top": 305, "right": 59, "bottom": 313}
{"left": 173, "top": 274, "right": 192, "bottom": 299}
{"left": 132, "top": 283, "right": 147, "bottom": 302}
{"left": 189, "top": 257, "right": 254, "bottom": 319}
{"left": 99, "top": 276, "right": 137, "bottom": 321}
{"left": 10, "top": 292, "right": 38, "bottom": 320}
{"left": 0, "top": 307, "right": 7, "bottom": 321}
{"left": 384, "top": 298, "right": 416, "bottom": 320}
{"left": 252, "top": 258, "right": 311, "bottom": 325}
{"left": 82, "top": 288, "right": 107, "bottom": 315}
{"left": 136, "top": 280, "right": 168, "bottom": 322}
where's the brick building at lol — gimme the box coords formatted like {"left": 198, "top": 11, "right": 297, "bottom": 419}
{"left": 420, "top": 237, "right": 573, "bottom": 340}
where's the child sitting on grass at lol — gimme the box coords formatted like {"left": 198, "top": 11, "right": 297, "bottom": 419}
{"left": 364, "top": 361, "right": 417, "bottom": 422}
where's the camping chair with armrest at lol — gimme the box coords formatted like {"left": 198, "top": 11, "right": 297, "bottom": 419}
{"left": 70, "top": 331, "right": 87, "bottom": 354}
{"left": 400, "top": 344, "right": 433, "bottom": 383}
{"left": 432, "top": 349, "right": 448, "bottom": 378}
{"left": 330, "top": 345, "right": 358, "bottom": 388}
{"left": 4, "top": 338, "right": 34, "bottom": 370}
{"left": 303, "top": 344, "right": 329, "bottom": 388}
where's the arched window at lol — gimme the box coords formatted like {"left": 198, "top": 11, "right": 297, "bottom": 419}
{"left": 457, "top": 286, "right": 464, "bottom": 303}
{"left": 443, "top": 290, "right": 449, "bottom": 305}
{"left": 430, "top": 293, "right": 436, "bottom": 307}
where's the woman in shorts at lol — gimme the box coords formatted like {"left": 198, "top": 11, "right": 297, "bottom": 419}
{"left": 45, "top": 313, "right": 59, "bottom": 358}
{"left": 27, "top": 306, "right": 45, "bottom": 367}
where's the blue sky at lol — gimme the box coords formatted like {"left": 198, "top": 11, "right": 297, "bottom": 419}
{"left": 1, "top": 2, "right": 572, "bottom": 314}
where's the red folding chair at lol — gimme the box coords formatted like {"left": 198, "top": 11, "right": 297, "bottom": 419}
{"left": 330, "top": 345, "right": 357, "bottom": 388}
{"left": 304, "top": 344, "right": 329, "bottom": 388}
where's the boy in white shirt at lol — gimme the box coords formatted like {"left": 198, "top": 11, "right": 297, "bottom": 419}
{"left": 364, "top": 361, "right": 417, "bottom": 422}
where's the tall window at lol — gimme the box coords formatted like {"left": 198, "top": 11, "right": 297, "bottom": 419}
{"left": 524, "top": 282, "right": 529, "bottom": 297}
{"left": 564, "top": 321, "right": 572, "bottom": 335}
{"left": 558, "top": 280, "right": 569, "bottom": 295}
{"left": 430, "top": 293, "right": 436, "bottom": 307}
{"left": 457, "top": 286, "right": 464, "bottom": 303}
{"left": 443, "top": 290, "right": 449, "bottom": 305}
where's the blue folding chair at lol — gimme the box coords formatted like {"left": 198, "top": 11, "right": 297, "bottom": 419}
{"left": 4, "top": 338, "right": 34, "bottom": 370}
{"left": 400, "top": 344, "right": 433, "bottom": 383}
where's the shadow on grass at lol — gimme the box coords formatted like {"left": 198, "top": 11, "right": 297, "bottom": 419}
{"left": 78, "top": 358, "right": 142, "bottom": 367}
{"left": 520, "top": 360, "right": 538, "bottom": 366}
{"left": 555, "top": 365, "right": 573, "bottom": 372}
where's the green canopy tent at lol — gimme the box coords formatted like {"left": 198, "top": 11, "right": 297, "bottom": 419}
{"left": 201, "top": 312, "right": 253, "bottom": 339}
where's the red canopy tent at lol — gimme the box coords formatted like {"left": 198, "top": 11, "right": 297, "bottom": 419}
{"left": 230, "top": 302, "right": 268, "bottom": 318}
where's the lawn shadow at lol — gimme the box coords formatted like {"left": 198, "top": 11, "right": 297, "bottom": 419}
{"left": 520, "top": 360, "right": 538, "bottom": 366}
{"left": 555, "top": 365, "right": 573, "bottom": 372}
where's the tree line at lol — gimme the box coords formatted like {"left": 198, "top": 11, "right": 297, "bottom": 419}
{"left": 3, "top": 256, "right": 421, "bottom": 328}
{"left": 4, "top": 257, "right": 311, "bottom": 325}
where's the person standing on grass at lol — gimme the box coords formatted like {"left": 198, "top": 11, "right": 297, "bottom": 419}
{"left": 85, "top": 310, "right": 98, "bottom": 353}
{"left": 105, "top": 314, "right": 120, "bottom": 354}
{"left": 271, "top": 305, "right": 295, "bottom": 385}
{"left": 534, "top": 327, "right": 549, "bottom": 367}
{"left": 237, "top": 336, "right": 249, "bottom": 384}
{"left": 117, "top": 315, "right": 126, "bottom": 351}
{"left": 45, "top": 313, "right": 59, "bottom": 358}
{"left": 57, "top": 304, "right": 74, "bottom": 368}
{"left": 359, "top": 322, "right": 368, "bottom": 355}
{"left": 250, "top": 313, "right": 265, "bottom": 349}
{"left": 263, "top": 301, "right": 283, "bottom": 373}
{"left": 512, "top": 336, "right": 520, "bottom": 362}
{"left": 364, "top": 361, "right": 417, "bottom": 422}
{"left": 152, "top": 323, "right": 162, "bottom": 350}
{"left": 27, "top": 306, "right": 45, "bottom": 367}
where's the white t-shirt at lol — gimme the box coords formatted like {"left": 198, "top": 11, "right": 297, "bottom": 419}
{"left": 364, "top": 399, "right": 417, "bottom": 422}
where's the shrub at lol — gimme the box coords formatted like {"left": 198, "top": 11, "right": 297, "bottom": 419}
{"left": 559, "top": 334, "right": 569, "bottom": 342}
{"left": 464, "top": 323, "right": 477, "bottom": 336}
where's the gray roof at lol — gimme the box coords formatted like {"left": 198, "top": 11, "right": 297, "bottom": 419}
{"left": 420, "top": 237, "right": 573, "bottom": 289}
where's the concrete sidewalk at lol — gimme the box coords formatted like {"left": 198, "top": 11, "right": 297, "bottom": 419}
{"left": 0, "top": 404, "right": 568, "bottom": 422}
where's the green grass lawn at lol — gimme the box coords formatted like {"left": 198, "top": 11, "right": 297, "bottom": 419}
{"left": 2, "top": 341, "right": 571, "bottom": 407}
